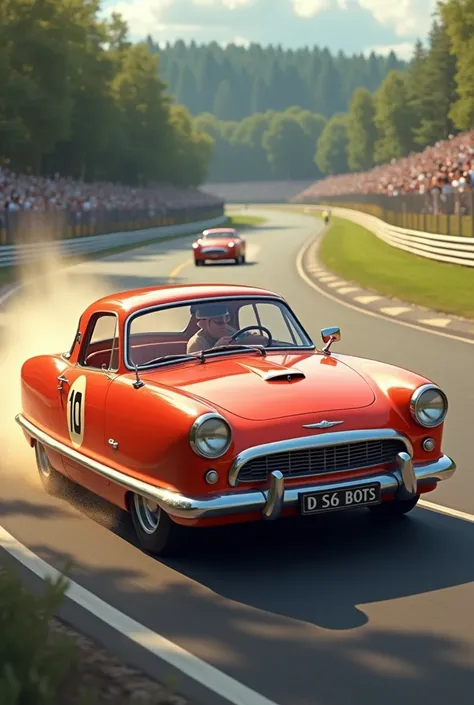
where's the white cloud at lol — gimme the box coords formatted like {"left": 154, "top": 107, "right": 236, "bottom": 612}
{"left": 103, "top": 0, "right": 256, "bottom": 37}
{"left": 193, "top": 0, "right": 255, "bottom": 8}
{"left": 290, "top": 0, "right": 348, "bottom": 17}
{"left": 102, "top": 0, "right": 173, "bottom": 36}
{"left": 356, "top": 0, "right": 437, "bottom": 37}
{"left": 291, "top": 0, "right": 330, "bottom": 17}
{"left": 365, "top": 42, "right": 416, "bottom": 60}
{"left": 290, "top": 0, "right": 437, "bottom": 37}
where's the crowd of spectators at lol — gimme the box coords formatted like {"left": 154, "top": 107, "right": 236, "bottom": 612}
{"left": 0, "top": 166, "right": 222, "bottom": 214}
{"left": 295, "top": 130, "right": 474, "bottom": 203}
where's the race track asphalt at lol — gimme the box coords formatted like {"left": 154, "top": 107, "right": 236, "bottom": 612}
{"left": 1, "top": 206, "right": 474, "bottom": 705}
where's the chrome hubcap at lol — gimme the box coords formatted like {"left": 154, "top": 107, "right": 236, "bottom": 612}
{"left": 36, "top": 443, "right": 51, "bottom": 478}
{"left": 133, "top": 494, "right": 161, "bottom": 534}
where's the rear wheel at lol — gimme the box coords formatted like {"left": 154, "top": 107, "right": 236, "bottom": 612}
{"left": 368, "top": 495, "right": 420, "bottom": 518}
{"left": 35, "top": 442, "right": 70, "bottom": 497}
{"left": 129, "top": 493, "right": 186, "bottom": 556}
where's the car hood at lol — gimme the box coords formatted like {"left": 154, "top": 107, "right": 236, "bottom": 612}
{"left": 145, "top": 353, "right": 376, "bottom": 421}
{"left": 197, "top": 238, "right": 237, "bottom": 247}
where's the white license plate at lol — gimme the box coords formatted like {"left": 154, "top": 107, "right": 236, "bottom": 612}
{"left": 300, "top": 483, "right": 381, "bottom": 515}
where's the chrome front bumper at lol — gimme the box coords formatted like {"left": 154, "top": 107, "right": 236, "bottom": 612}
{"left": 156, "top": 452, "right": 456, "bottom": 520}
{"left": 16, "top": 413, "right": 456, "bottom": 522}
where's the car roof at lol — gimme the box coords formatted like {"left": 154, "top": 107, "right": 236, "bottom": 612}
{"left": 86, "top": 283, "right": 283, "bottom": 316}
{"left": 202, "top": 228, "right": 237, "bottom": 234}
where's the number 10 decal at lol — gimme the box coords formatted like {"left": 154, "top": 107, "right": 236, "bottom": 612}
{"left": 66, "top": 376, "right": 87, "bottom": 448}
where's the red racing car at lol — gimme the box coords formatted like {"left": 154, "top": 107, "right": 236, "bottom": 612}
{"left": 16, "top": 283, "right": 456, "bottom": 556}
{"left": 192, "top": 227, "right": 246, "bottom": 266}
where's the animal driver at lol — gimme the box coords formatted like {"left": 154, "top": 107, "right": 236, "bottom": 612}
{"left": 186, "top": 303, "right": 268, "bottom": 354}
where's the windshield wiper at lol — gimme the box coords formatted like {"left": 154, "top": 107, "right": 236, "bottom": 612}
{"left": 138, "top": 352, "right": 204, "bottom": 366}
{"left": 201, "top": 344, "right": 266, "bottom": 357}
{"left": 135, "top": 344, "right": 266, "bottom": 368}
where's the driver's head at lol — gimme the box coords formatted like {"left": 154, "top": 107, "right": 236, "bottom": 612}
{"left": 194, "top": 303, "right": 231, "bottom": 339}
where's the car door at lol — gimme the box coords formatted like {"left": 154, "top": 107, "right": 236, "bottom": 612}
{"left": 56, "top": 311, "right": 120, "bottom": 495}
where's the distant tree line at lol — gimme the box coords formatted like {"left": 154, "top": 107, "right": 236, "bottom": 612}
{"left": 146, "top": 2, "right": 470, "bottom": 185}
{"left": 149, "top": 40, "right": 405, "bottom": 121}
{"left": 0, "top": 0, "right": 213, "bottom": 187}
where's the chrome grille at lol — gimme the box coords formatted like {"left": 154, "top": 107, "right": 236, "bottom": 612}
{"left": 237, "top": 439, "right": 407, "bottom": 483}
{"left": 202, "top": 248, "right": 226, "bottom": 254}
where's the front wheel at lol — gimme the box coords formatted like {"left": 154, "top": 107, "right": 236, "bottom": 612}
{"left": 368, "top": 494, "right": 420, "bottom": 519}
{"left": 129, "top": 493, "right": 186, "bottom": 556}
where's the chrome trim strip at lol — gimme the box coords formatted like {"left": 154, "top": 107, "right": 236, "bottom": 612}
{"left": 123, "top": 294, "right": 315, "bottom": 371}
{"left": 15, "top": 413, "right": 265, "bottom": 520}
{"left": 16, "top": 414, "right": 455, "bottom": 521}
{"left": 228, "top": 428, "right": 414, "bottom": 487}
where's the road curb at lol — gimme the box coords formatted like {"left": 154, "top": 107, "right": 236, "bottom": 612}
{"left": 301, "top": 224, "right": 474, "bottom": 342}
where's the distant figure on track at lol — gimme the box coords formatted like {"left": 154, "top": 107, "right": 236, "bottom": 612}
{"left": 322, "top": 209, "right": 330, "bottom": 225}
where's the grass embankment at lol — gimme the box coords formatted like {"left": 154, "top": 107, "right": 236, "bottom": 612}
{"left": 0, "top": 559, "right": 183, "bottom": 704}
{"left": 0, "top": 213, "right": 267, "bottom": 287}
{"left": 318, "top": 216, "right": 474, "bottom": 319}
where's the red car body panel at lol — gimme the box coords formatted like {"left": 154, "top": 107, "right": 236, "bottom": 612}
{"left": 17, "top": 283, "right": 455, "bottom": 531}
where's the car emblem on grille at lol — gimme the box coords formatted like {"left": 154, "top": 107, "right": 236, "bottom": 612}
{"left": 303, "top": 420, "right": 344, "bottom": 429}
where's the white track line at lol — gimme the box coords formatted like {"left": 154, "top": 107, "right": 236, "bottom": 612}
{"left": 0, "top": 526, "right": 279, "bottom": 705}
{"left": 418, "top": 500, "right": 474, "bottom": 523}
{"left": 295, "top": 230, "right": 474, "bottom": 347}
{"left": 419, "top": 318, "right": 452, "bottom": 328}
{"left": 354, "top": 295, "right": 383, "bottom": 304}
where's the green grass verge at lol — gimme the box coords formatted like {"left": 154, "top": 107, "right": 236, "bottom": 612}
{"left": 227, "top": 214, "right": 267, "bottom": 227}
{"left": 0, "top": 213, "right": 267, "bottom": 287}
{"left": 318, "top": 216, "right": 474, "bottom": 319}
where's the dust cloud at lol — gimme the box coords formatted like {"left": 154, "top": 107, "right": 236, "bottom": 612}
{"left": 0, "top": 230, "right": 111, "bottom": 490}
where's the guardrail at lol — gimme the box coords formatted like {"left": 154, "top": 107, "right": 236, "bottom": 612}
{"left": 305, "top": 205, "right": 474, "bottom": 268}
{"left": 297, "top": 190, "right": 474, "bottom": 238}
{"left": 0, "top": 212, "right": 227, "bottom": 268}
{"left": 0, "top": 204, "right": 225, "bottom": 246}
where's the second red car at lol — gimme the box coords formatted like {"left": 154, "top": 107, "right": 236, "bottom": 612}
{"left": 192, "top": 227, "right": 246, "bottom": 265}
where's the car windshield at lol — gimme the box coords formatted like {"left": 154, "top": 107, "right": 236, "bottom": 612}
{"left": 202, "top": 230, "right": 238, "bottom": 239}
{"left": 126, "top": 297, "right": 313, "bottom": 368}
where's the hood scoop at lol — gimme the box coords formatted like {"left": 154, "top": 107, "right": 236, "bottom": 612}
{"left": 241, "top": 364, "right": 306, "bottom": 383}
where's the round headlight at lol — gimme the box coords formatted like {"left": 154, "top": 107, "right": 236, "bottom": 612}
{"left": 190, "top": 413, "right": 232, "bottom": 458}
{"left": 410, "top": 384, "right": 448, "bottom": 428}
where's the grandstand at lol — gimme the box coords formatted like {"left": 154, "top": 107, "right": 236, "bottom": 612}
{"left": 0, "top": 167, "right": 222, "bottom": 213}
{"left": 293, "top": 131, "right": 474, "bottom": 201}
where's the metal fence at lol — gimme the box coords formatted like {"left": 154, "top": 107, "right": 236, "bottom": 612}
{"left": 305, "top": 204, "right": 474, "bottom": 267}
{"left": 0, "top": 202, "right": 225, "bottom": 247}
{"left": 0, "top": 213, "right": 228, "bottom": 268}
{"left": 308, "top": 189, "right": 474, "bottom": 238}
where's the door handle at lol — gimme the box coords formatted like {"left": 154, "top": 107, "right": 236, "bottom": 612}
{"left": 57, "top": 375, "right": 69, "bottom": 391}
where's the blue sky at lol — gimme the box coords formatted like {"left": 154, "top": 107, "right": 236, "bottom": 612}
{"left": 100, "top": 0, "right": 438, "bottom": 61}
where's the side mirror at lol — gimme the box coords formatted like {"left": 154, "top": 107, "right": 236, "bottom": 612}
{"left": 320, "top": 326, "right": 341, "bottom": 354}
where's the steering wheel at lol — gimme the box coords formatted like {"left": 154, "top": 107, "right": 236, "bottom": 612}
{"left": 229, "top": 325, "right": 273, "bottom": 347}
